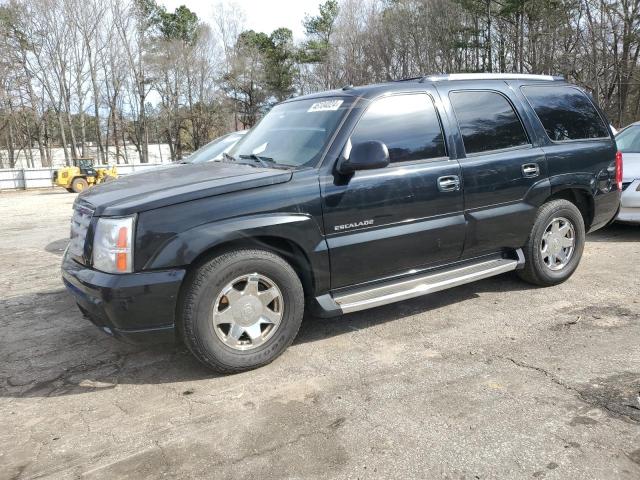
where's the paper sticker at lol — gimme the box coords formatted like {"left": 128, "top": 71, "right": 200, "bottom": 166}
{"left": 307, "top": 100, "right": 344, "bottom": 112}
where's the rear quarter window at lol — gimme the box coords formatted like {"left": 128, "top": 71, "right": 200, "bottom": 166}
{"left": 521, "top": 85, "right": 609, "bottom": 141}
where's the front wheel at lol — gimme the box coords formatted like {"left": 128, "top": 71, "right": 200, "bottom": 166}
{"left": 518, "top": 199, "right": 586, "bottom": 286}
{"left": 180, "top": 249, "right": 304, "bottom": 373}
{"left": 71, "top": 177, "right": 89, "bottom": 193}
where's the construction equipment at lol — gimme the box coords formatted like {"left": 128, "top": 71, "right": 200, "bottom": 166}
{"left": 53, "top": 158, "right": 118, "bottom": 193}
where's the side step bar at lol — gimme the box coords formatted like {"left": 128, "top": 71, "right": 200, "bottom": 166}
{"left": 333, "top": 251, "right": 523, "bottom": 314}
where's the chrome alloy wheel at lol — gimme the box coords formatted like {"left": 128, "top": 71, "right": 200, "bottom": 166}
{"left": 540, "top": 217, "right": 576, "bottom": 271}
{"left": 212, "top": 273, "right": 284, "bottom": 351}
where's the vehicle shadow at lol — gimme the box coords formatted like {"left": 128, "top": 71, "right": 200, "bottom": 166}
{"left": 0, "top": 272, "right": 534, "bottom": 399}
{"left": 295, "top": 272, "right": 532, "bottom": 345}
{"left": 588, "top": 222, "right": 639, "bottom": 242}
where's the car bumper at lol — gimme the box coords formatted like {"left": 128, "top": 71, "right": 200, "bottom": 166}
{"left": 61, "top": 251, "right": 186, "bottom": 343}
{"left": 617, "top": 179, "right": 640, "bottom": 224}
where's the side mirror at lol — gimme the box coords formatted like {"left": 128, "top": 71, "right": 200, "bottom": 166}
{"left": 337, "top": 140, "right": 390, "bottom": 175}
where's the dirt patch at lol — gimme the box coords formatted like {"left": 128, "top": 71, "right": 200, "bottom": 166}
{"left": 576, "top": 372, "right": 640, "bottom": 423}
{"left": 554, "top": 304, "right": 639, "bottom": 330}
{"left": 44, "top": 238, "right": 69, "bottom": 256}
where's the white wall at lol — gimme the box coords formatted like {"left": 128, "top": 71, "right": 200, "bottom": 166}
{"left": 0, "top": 144, "right": 173, "bottom": 169}
{"left": 0, "top": 163, "right": 168, "bottom": 190}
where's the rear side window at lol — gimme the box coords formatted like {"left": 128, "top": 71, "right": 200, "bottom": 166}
{"left": 522, "top": 86, "right": 609, "bottom": 141}
{"left": 449, "top": 91, "right": 529, "bottom": 154}
{"left": 350, "top": 93, "right": 446, "bottom": 163}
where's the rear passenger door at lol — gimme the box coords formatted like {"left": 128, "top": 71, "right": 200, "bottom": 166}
{"left": 519, "top": 85, "right": 618, "bottom": 229}
{"left": 437, "top": 85, "right": 548, "bottom": 257}
{"left": 321, "top": 92, "right": 465, "bottom": 289}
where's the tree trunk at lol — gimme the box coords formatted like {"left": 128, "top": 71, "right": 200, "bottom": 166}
{"left": 6, "top": 123, "right": 16, "bottom": 168}
{"left": 37, "top": 121, "right": 48, "bottom": 167}
{"left": 57, "top": 112, "right": 70, "bottom": 166}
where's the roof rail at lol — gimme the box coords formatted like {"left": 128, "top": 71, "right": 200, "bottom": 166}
{"left": 393, "top": 76, "right": 425, "bottom": 82}
{"left": 420, "top": 73, "right": 564, "bottom": 82}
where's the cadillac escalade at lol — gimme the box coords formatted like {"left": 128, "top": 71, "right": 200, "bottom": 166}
{"left": 62, "top": 73, "right": 622, "bottom": 372}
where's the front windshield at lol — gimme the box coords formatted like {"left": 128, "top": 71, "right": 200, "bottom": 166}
{"left": 228, "top": 97, "right": 352, "bottom": 168}
{"left": 185, "top": 132, "right": 244, "bottom": 164}
{"left": 616, "top": 126, "right": 640, "bottom": 153}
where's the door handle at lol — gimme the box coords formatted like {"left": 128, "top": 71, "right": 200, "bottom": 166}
{"left": 521, "top": 163, "right": 540, "bottom": 178}
{"left": 437, "top": 175, "right": 460, "bottom": 192}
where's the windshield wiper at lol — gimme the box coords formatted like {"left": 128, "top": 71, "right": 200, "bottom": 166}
{"left": 222, "top": 152, "right": 238, "bottom": 163}
{"left": 238, "top": 154, "right": 276, "bottom": 168}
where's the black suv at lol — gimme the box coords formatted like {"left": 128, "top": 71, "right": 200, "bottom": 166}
{"left": 62, "top": 74, "right": 621, "bottom": 372}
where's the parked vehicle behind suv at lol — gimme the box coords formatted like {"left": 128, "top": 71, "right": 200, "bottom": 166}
{"left": 614, "top": 122, "right": 640, "bottom": 223}
{"left": 62, "top": 73, "right": 621, "bottom": 373}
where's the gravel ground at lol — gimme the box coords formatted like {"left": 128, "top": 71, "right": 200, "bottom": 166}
{"left": 1, "top": 189, "right": 639, "bottom": 480}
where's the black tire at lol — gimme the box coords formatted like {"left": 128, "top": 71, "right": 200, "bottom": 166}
{"left": 517, "top": 199, "right": 585, "bottom": 286}
{"left": 70, "top": 177, "right": 89, "bottom": 193}
{"left": 180, "top": 249, "right": 304, "bottom": 373}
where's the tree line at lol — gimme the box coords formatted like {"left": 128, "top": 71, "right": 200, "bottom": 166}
{"left": 0, "top": 0, "right": 638, "bottom": 168}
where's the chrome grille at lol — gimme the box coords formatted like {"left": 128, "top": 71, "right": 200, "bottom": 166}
{"left": 68, "top": 203, "right": 94, "bottom": 259}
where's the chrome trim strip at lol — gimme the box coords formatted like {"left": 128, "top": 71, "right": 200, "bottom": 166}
{"left": 334, "top": 257, "right": 519, "bottom": 314}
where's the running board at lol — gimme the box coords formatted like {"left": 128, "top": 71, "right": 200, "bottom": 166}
{"left": 333, "top": 253, "right": 521, "bottom": 314}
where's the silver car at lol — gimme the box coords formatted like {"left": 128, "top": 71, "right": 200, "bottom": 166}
{"left": 182, "top": 130, "right": 248, "bottom": 164}
{"left": 616, "top": 122, "right": 640, "bottom": 223}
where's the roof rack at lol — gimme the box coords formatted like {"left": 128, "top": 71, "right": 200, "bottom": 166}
{"left": 419, "top": 73, "right": 565, "bottom": 82}
{"left": 393, "top": 76, "right": 425, "bottom": 83}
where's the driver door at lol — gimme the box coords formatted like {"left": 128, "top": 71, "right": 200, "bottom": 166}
{"left": 320, "top": 92, "right": 465, "bottom": 289}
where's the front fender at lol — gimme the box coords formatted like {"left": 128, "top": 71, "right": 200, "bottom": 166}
{"left": 144, "top": 213, "right": 331, "bottom": 293}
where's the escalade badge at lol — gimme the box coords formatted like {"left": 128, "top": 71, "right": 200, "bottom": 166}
{"left": 334, "top": 219, "right": 374, "bottom": 231}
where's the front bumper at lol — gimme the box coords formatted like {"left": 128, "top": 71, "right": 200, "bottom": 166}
{"left": 617, "top": 179, "right": 640, "bottom": 224}
{"left": 61, "top": 251, "right": 186, "bottom": 343}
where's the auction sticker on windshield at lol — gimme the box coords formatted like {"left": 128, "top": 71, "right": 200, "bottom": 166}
{"left": 307, "top": 100, "right": 344, "bottom": 112}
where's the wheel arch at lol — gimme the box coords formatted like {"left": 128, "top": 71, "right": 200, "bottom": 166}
{"left": 184, "top": 235, "right": 317, "bottom": 299}
{"left": 545, "top": 186, "right": 594, "bottom": 230}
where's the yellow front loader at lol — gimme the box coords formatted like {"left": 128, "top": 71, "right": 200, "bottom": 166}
{"left": 53, "top": 158, "right": 118, "bottom": 193}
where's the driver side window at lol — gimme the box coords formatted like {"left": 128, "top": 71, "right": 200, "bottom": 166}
{"left": 350, "top": 93, "right": 447, "bottom": 163}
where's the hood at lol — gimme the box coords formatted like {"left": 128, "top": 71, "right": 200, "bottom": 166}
{"left": 78, "top": 161, "right": 293, "bottom": 216}
{"left": 622, "top": 152, "right": 640, "bottom": 182}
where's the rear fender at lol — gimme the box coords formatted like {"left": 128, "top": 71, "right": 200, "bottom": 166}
{"left": 548, "top": 173, "right": 597, "bottom": 197}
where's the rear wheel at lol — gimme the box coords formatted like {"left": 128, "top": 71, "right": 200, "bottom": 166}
{"left": 518, "top": 199, "right": 585, "bottom": 286}
{"left": 70, "top": 177, "right": 89, "bottom": 193}
{"left": 180, "top": 249, "right": 304, "bottom": 373}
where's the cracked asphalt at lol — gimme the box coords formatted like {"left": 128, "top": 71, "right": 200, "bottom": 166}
{"left": 1, "top": 189, "right": 639, "bottom": 479}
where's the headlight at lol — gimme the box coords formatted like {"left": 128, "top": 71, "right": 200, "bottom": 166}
{"left": 92, "top": 216, "right": 135, "bottom": 274}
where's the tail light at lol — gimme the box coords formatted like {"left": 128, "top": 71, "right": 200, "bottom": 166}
{"left": 615, "top": 151, "right": 623, "bottom": 191}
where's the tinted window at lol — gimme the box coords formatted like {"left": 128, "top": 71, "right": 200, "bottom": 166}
{"left": 449, "top": 91, "right": 529, "bottom": 154}
{"left": 350, "top": 94, "right": 446, "bottom": 163}
{"left": 616, "top": 126, "right": 640, "bottom": 153}
{"left": 522, "top": 86, "right": 609, "bottom": 141}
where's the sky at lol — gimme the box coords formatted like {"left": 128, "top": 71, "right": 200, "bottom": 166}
{"left": 159, "top": 0, "right": 322, "bottom": 39}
